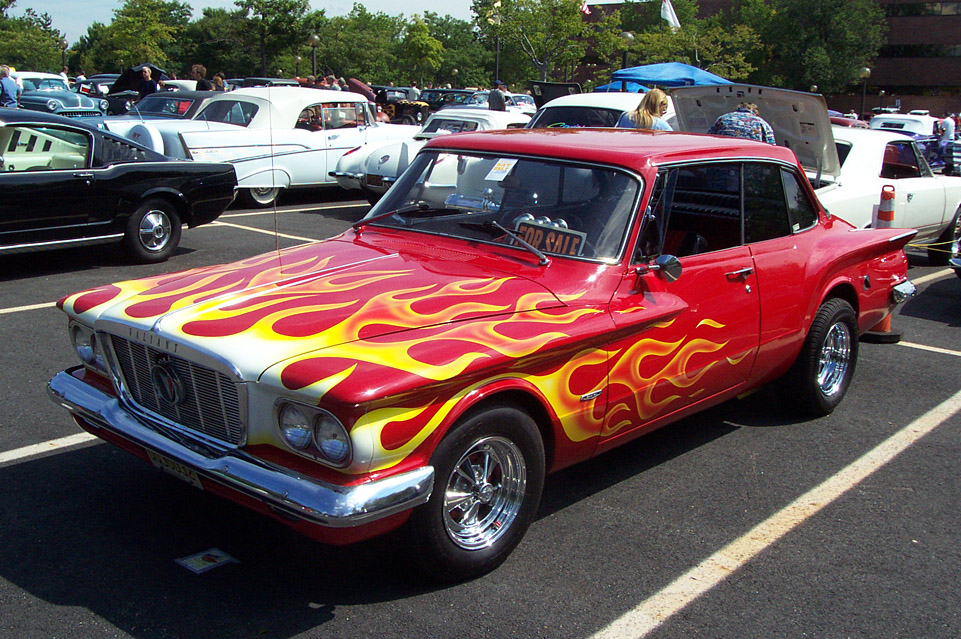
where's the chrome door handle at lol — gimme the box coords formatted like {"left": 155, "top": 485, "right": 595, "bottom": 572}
{"left": 73, "top": 172, "right": 94, "bottom": 179}
{"left": 726, "top": 267, "right": 754, "bottom": 279}
{"left": 906, "top": 192, "right": 914, "bottom": 202}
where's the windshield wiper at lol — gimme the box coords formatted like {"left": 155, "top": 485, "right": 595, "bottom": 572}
{"left": 352, "top": 204, "right": 467, "bottom": 230}
{"left": 459, "top": 220, "right": 549, "bottom": 266}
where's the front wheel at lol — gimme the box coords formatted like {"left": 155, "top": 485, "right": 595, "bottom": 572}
{"left": 243, "top": 186, "right": 280, "bottom": 208}
{"left": 929, "top": 208, "right": 960, "bottom": 266}
{"left": 787, "top": 298, "right": 858, "bottom": 416}
{"left": 124, "top": 198, "right": 181, "bottom": 263}
{"left": 406, "top": 404, "right": 545, "bottom": 582}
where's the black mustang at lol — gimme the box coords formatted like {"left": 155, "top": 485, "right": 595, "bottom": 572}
{"left": 0, "top": 109, "right": 236, "bottom": 263}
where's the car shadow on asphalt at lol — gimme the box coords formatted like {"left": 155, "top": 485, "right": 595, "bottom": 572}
{"left": 0, "top": 244, "right": 198, "bottom": 282}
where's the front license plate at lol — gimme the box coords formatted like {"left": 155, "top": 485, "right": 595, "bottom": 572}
{"left": 147, "top": 450, "right": 204, "bottom": 490}
{"left": 366, "top": 174, "right": 384, "bottom": 187}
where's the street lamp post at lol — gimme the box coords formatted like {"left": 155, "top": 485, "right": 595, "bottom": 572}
{"left": 307, "top": 34, "right": 320, "bottom": 78}
{"left": 60, "top": 38, "right": 68, "bottom": 70}
{"left": 294, "top": 56, "right": 302, "bottom": 77}
{"left": 452, "top": 68, "right": 459, "bottom": 89}
{"left": 620, "top": 31, "right": 634, "bottom": 71}
{"left": 859, "top": 66, "right": 871, "bottom": 119}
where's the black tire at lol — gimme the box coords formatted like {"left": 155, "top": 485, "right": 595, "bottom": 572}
{"left": 787, "top": 298, "right": 858, "bottom": 416}
{"left": 124, "top": 198, "right": 181, "bottom": 263}
{"left": 406, "top": 403, "right": 545, "bottom": 582}
{"left": 242, "top": 186, "right": 280, "bottom": 208}
{"left": 928, "top": 208, "right": 960, "bottom": 266}
{"left": 401, "top": 115, "right": 417, "bottom": 126}
{"left": 362, "top": 187, "right": 382, "bottom": 206}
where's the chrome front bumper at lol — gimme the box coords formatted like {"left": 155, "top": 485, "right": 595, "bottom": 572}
{"left": 892, "top": 279, "right": 918, "bottom": 304}
{"left": 949, "top": 257, "right": 961, "bottom": 272}
{"left": 47, "top": 368, "right": 434, "bottom": 528}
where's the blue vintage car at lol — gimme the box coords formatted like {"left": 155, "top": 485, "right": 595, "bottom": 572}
{"left": 869, "top": 111, "right": 950, "bottom": 171}
{"left": 13, "top": 72, "right": 107, "bottom": 118}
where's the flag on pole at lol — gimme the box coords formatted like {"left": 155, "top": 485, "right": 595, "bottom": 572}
{"left": 661, "top": 0, "right": 681, "bottom": 31}
{"left": 580, "top": 1, "right": 591, "bottom": 15}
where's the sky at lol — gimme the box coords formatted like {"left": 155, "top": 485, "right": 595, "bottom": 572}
{"left": 13, "top": 0, "right": 477, "bottom": 43}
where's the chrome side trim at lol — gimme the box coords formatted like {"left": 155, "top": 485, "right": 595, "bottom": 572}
{"left": 891, "top": 279, "right": 917, "bottom": 305}
{"left": 48, "top": 369, "right": 434, "bottom": 527}
{"left": 0, "top": 233, "right": 123, "bottom": 255}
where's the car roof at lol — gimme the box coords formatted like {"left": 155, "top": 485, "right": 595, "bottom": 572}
{"left": 539, "top": 92, "right": 645, "bottom": 110}
{"left": 13, "top": 72, "right": 63, "bottom": 79}
{"left": 424, "top": 128, "right": 799, "bottom": 174}
{"left": 427, "top": 107, "right": 530, "bottom": 125}
{"left": 141, "top": 90, "right": 216, "bottom": 100}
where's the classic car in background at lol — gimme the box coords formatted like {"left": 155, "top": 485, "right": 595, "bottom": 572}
{"left": 49, "top": 128, "right": 915, "bottom": 581}
{"left": 670, "top": 84, "right": 961, "bottom": 265}
{"left": 14, "top": 72, "right": 107, "bottom": 118}
{"left": 104, "top": 87, "right": 420, "bottom": 207}
{"left": 331, "top": 107, "right": 530, "bottom": 202}
{"left": 869, "top": 110, "right": 948, "bottom": 170}
{"left": 0, "top": 110, "right": 236, "bottom": 262}
{"left": 420, "top": 88, "right": 473, "bottom": 111}
{"left": 372, "top": 85, "right": 430, "bottom": 125}
{"left": 526, "top": 91, "right": 677, "bottom": 129}
{"left": 74, "top": 74, "right": 137, "bottom": 115}
{"left": 459, "top": 90, "right": 537, "bottom": 115}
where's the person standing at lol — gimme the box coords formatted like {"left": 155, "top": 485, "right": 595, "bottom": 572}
{"left": 0, "top": 65, "right": 21, "bottom": 108}
{"left": 325, "top": 75, "right": 341, "bottom": 90}
{"left": 488, "top": 80, "right": 508, "bottom": 111}
{"left": 707, "top": 102, "right": 776, "bottom": 144}
{"left": 190, "top": 64, "right": 212, "bottom": 91}
{"left": 136, "top": 66, "right": 159, "bottom": 99}
{"left": 615, "top": 88, "right": 672, "bottom": 131}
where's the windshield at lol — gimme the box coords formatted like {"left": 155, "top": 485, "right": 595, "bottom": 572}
{"left": 420, "top": 118, "right": 480, "bottom": 136}
{"left": 362, "top": 150, "right": 641, "bottom": 262}
{"left": 22, "top": 78, "right": 69, "bottom": 92}
{"left": 195, "top": 100, "right": 259, "bottom": 126}
{"left": 527, "top": 106, "right": 624, "bottom": 128}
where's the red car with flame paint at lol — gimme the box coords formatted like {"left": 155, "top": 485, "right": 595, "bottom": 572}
{"left": 49, "top": 129, "right": 917, "bottom": 581}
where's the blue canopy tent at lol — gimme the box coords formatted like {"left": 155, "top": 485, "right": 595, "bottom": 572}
{"left": 609, "top": 62, "right": 731, "bottom": 90}
{"left": 594, "top": 81, "right": 648, "bottom": 93}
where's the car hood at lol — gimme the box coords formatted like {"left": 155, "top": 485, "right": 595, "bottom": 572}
{"left": 22, "top": 90, "right": 98, "bottom": 109}
{"left": 59, "top": 237, "right": 568, "bottom": 381}
{"left": 670, "top": 84, "right": 840, "bottom": 179}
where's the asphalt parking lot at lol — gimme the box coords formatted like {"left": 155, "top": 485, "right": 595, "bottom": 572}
{"left": 1, "top": 190, "right": 959, "bottom": 639}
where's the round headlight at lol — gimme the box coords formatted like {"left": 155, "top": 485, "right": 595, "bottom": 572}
{"left": 71, "top": 325, "right": 95, "bottom": 363}
{"left": 124, "top": 100, "right": 133, "bottom": 112}
{"left": 314, "top": 412, "right": 350, "bottom": 464}
{"left": 100, "top": 99, "right": 109, "bottom": 112}
{"left": 278, "top": 404, "right": 312, "bottom": 449}
{"left": 46, "top": 99, "right": 58, "bottom": 111}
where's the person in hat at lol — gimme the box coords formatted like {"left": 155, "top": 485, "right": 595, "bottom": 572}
{"left": 489, "top": 80, "right": 508, "bottom": 111}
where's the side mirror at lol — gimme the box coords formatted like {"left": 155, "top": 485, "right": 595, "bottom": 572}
{"left": 635, "top": 254, "right": 683, "bottom": 282}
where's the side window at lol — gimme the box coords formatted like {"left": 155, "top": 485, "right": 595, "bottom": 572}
{"left": 743, "top": 162, "right": 792, "bottom": 243}
{"left": 0, "top": 125, "right": 90, "bottom": 172}
{"left": 781, "top": 168, "right": 818, "bottom": 232}
{"left": 880, "top": 141, "right": 922, "bottom": 179}
{"left": 98, "top": 137, "right": 149, "bottom": 166}
{"left": 322, "top": 103, "right": 362, "bottom": 130}
{"left": 296, "top": 105, "right": 323, "bottom": 131}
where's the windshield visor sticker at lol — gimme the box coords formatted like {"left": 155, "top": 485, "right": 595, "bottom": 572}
{"left": 485, "top": 158, "right": 519, "bottom": 181}
{"left": 513, "top": 219, "right": 586, "bottom": 257}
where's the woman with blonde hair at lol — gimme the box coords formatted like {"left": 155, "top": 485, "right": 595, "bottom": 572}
{"left": 616, "top": 88, "right": 672, "bottom": 131}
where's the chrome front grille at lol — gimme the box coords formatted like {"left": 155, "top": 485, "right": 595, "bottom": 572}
{"left": 59, "top": 111, "right": 100, "bottom": 118}
{"left": 109, "top": 335, "right": 244, "bottom": 446}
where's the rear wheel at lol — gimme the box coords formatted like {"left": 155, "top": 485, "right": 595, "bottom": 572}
{"left": 787, "top": 298, "right": 858, "bottom": 416}
{"left": 929, "top": 207, "right": 960, "bottom": 266}
{"left": 124, "top": 198, "right": 181, "bottom": 263}
{"left": 362, "top": 186, "right": 382, "bottom": 206}
{"left": 950, "top": 210, "right": 961, "bottom": 279}
{"left": 406, "top": 403, "right": 545, "bottom": 582}
{"left": 243, "top": 186, "right": 280, "bottom": 208}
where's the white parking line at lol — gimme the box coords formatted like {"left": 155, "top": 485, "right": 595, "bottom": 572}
{"left": 0, "top": 432, "right": 97, "bottom": 467}
{"left": 899, "top": 341, "right": 961, "bottom": 358}
{"left": 910, "top": 268, "right": 953, "bottom": 286}
{"left": 208, "top": 220, "right": 320, "bottom": 243}
{"left": 222, "top": 202, "right": 368, "bottom": 218}
{"left": 0, "top": 301, "right": 56, "bottom": 315}
{"left": 590, "top": 387, "right": 961, "bottom": 639}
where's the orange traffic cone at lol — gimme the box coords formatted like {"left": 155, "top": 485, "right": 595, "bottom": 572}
{"left": 874, "top": 184, "right": 896, "bottom": 229}
{"left": 861, "top": 312, "right": 902, "bottom": 344}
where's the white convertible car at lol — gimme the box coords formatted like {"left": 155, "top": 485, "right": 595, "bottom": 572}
{"left": 671, "top": 84, "right": 961, "bottom": 265}
{"left": 104, "top": 88, "right": 419, "bottom": 206}
{"left": 331, "top": 108, "right": 530, "bottom": 203}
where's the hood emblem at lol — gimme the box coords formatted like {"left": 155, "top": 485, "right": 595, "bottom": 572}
{"left": 151, "top": 357, "right": 185, "bottom": 405}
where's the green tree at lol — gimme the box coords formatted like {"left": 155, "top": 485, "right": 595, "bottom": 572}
{"left": 765, "top": 0, "right": 886, "bottom": 92}
{"left": 0, "top": 1, "right": 66, "bottom": 72}
{"left": 398, "top": 17, "right": 445, "bottom": 87}
{"left": 108, "top": 0, "right": 184, "bottom": 69}
{"left": 181, "top": 6, "right": 256, "bottom": 78}
{"left": 235, "top": 0, "right": 311, "bottom": 76}
{"left": 423, "top": 12, "right": 490, "bottom": 88}
{"left": 317, "top": 5, "right": 405, "bottom": 84}
{"left": 473, "top": 0, "right": 592, "bottom": 81}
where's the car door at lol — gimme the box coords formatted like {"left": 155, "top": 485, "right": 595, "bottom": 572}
{"left": 602, "top": 163, "right": 760, "bottom": 445}
{"left": 880, "top": 140, "right": 946, "bottom": 237}
{"left": 0, "top": 123, "right": 100, "bottom": 246}
{"left": 322, "top": 102, "right": 368, "bottom": 184}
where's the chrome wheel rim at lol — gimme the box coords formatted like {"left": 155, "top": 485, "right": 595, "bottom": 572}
{"left": 817, "top": 321, "right": 851, "bottom": 397}
{"left": 249, "top": 187, "right": 279, "bottom": 204}
{"left": 138, "top": 210, "right": 171, "bottom": 252}
{"left": 442, "top": 436, "right": 526, "bottom": 550}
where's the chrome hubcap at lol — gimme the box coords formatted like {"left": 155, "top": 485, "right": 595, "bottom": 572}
{"left": 443, "top": 436, "right": 526, "bottom": 550}
{"left": 952, "top": 215, "right": 960, "bottom": 260}
{"left": 817, "top": 321, "right": 851, "bottom": 397}
{"left": 139, "top": 210, "right": 171, "bottom": 251}
{"left": 250, "top": 187, "right": 278, "bottom": 204}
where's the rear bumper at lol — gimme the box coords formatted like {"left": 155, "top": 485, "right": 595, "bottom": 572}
{"left": 47, "top": 367, "right": 434, "bottom": 529}
{"left": 892, "top": 279, "right": 917, "bottom": 304}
